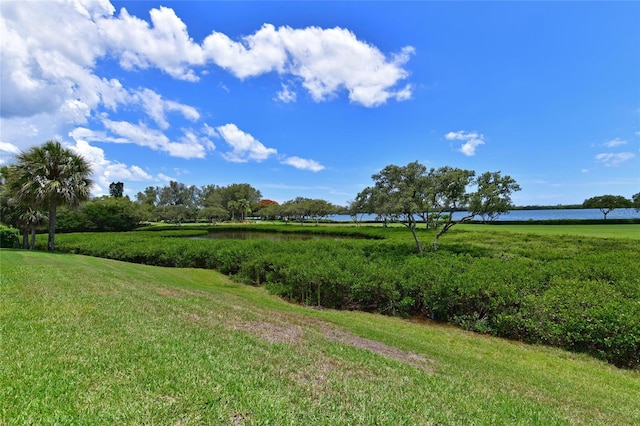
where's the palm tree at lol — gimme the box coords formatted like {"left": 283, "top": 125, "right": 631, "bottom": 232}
{"left": 2, "top": 202, "right": 47, "bottom": 249}
{"left": 227, "top": 200, "right": 239, "bottom": 221}
{"left": 237, "top": 198, "right": 250, "bottom": 222}
{"left": 1, "top": 165, "right": 46, "bottom": 249}
{"left": 13, "top": 141, "right": 93, "bottom": 251}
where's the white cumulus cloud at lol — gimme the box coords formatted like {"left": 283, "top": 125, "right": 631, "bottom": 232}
{"left": 216, "top": 123, "right": 277, "bottom": 163}
{"left": 0, "top": 0, "right": 122, "bottom": 119}
{"left": 93, "top": 5, "right": 415, "bottom": 106}
{"left": 101, "top": 119, "right": 214, "bottom": 159}
{"left": 203, "top": 23, "right": 286, "bottom": 79}
{"left": 281, "top": 156, "right": 325, "bottom": 172}
{"left": 0, "top": 0, "right": 414, "bottom": 177}
{"left": 99, "top": 6, "right": 204, "bottom": 81}
{"left": 0, "top": 141, "right": 21, "bottom": 165}
{"left": 275, "top": 26, "right": 414, "bottom": 107}
{"left": 69, "top": 137, "right": 152, "bottom": 195}
{"left": 445, "top": 130, "right": 485, "bottom": 156}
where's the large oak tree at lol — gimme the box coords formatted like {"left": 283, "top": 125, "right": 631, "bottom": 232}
{"left": 582, "top": 195, "right": 632, "bottom": 219}
{"left": 357, "top": 161, "right": 520, "bottom": 252}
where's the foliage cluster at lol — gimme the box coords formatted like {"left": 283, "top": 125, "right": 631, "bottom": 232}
{"left": 0, "top": 141, "right": 92, "bottom": 250}
{"left": 583, "top": 194, "right": 638, "bottom": 219}
{"left": 55, "top": 196, "right": 148, "bottom": 232}
{"left": 39, "top": 226, "right": 640, "bottom": 368}
{"left": 352, "top": 161, "right": 521, "bottom": 252}
{"left": 0, "top": 224, "right": 20, "bottom": 248}
{"left": 135, "top": 181, "right": 345, "bottom": 224}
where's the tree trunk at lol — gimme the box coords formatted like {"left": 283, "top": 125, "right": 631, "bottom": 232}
{"left": 22, "top": 229, "right": 29, "bottom": 249}
{"left": 48, "top": 200, "right": 57, "bottom": 251}
{"left": 432, "top": 213, "right": 474, "bottom": 251}
{"left": 406, "top": 217, "right": 423, "bottom": 254}
{"left": 432, "top": 218, "right": 452, "bottom": 251}
{"left": 30, "top": 227, "right": 36, "bottom": 250}
{"left": 410, "top": 227, "right": 423, "bottom": 254}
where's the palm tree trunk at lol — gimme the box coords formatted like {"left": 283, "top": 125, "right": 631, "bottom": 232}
{"left": 30, "top": 227, "right": 36, "bottom": 250}
{"left": 48, "top": 200, "right": 57, "bottom": 251}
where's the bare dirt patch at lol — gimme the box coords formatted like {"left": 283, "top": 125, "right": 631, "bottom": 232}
{"left": 154, "top": 287, "right": 184, "bottom": 298}
{"left": 322, "top": 326, "right": 434, "bottom": 371}
{"left": 233, "top": 320, "right": 304, "bottom": 344}
{"left": 231, "top": 312, "right": 434, "bottom": 371}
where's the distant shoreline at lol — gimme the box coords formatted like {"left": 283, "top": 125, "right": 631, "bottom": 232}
{"left": 333, "top": 208, "right": 639, "bottom": 222}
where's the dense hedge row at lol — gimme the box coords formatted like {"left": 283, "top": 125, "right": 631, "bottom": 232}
{"left": 35, "top": 226, "right": 640, "bottom": 368}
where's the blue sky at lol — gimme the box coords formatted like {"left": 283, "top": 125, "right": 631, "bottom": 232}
{"left": 1, "top": 1, "right": 638, "bottom": 206}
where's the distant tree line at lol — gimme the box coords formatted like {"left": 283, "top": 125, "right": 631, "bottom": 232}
{"left": 132, "top": 182, "right": 344, "bottom": 225}
{"left": 2, "top": 140, "right": 639, "bottom": 251}
{"left": 0, "top": 140, "right": 349, "bottom": 248}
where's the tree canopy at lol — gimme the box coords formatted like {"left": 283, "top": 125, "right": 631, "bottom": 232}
{"left": 582, "top": 195, "right": 632, "bottom": 219}
{"left": 109, "top": 181, "right": 124, "bottom": 198}
{"left": 356, "top": 162, "right": 521, "bottom": 252}
{"left": 632, "top": 192, "right": 640, "bottom": 212}
{"left": 9, "top": 141, "right": 93, "bottom": 251}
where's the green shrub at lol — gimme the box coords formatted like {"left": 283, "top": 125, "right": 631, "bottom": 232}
{"left": 0, "top": 224, "right": 20, "bottom": 248}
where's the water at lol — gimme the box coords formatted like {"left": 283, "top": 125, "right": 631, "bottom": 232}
{"left": 333, "top": 208, "right": 639, "bottom": 222}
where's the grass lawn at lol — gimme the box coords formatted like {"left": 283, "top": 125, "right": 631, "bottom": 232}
{"left": 2, "top": 249, "right": 639, "bottom": 425}
{"left": 458, "top": 223, "right": 640, "bottom": 239}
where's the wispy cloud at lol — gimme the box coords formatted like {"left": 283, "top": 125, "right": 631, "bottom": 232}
{"left": 275, "top": 84, "right": 297, "bottom": 103}
{"left": 595, "top": 152, "right": 636, "bottom": 167}
{"left": 0, "top": 141, "right": 20, "bottom": 155}
{"left": 133, "top": 88, "right": 200, "bottom": 130}
{"left": 602, "top": 138, "right": 627, "bottom": 148}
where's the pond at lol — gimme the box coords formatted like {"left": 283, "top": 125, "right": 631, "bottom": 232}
{"left": 192, "top": 230, "right": 347, "bottom": 241}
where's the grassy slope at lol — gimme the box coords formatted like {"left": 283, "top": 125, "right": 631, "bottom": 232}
{"left": 2, "top": 250, "right": 639, "bottom": 425}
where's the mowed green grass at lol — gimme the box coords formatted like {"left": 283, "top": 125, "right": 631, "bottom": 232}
{"left": 2, "top": 250, "right": 639, "bottom": 425}
{"left": 458, "top": 223, "right": 640, "bottom": 239}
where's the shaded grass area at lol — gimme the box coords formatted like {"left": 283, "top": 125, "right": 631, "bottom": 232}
{"left": 2, "top": 250, "right": 640, "bottom": 425}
